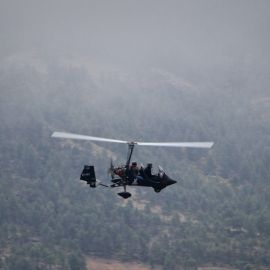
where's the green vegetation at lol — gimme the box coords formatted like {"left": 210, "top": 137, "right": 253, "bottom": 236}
{"left": 0, "top": 59, "right": 270, "bottom": 269}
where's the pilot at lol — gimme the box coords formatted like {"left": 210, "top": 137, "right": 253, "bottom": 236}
{"left": 144, "top": 163, "right": 153, "bottom": 177}
{"left": 139, "top": 164, "right": 144, "bottom": 176}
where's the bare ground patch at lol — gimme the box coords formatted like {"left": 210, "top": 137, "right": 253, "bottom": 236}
{"left": 86, "top": 257, "right": 161, "bottom": 270}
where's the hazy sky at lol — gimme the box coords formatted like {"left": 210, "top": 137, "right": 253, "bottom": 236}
{"left": 0, "top": 0, "right": 269, "bottom": 71}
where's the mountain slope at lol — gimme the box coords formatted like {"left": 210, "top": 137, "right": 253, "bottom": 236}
{"left": 1, "top": 57, "right": 270, "bottom": 269}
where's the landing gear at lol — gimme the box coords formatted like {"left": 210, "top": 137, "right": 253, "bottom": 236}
{"left": 115, "top": 143, "right": 136, "bottom": 199}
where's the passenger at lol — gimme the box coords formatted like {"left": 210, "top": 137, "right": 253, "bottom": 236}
{"left": 139, "top": 164, "right": 144, "bottom": 176}
{"left": 131, "top": 162, "right": 139, "bottom": 177}
{"left": 132, "top": 163, "right": 144, "bottom": 184}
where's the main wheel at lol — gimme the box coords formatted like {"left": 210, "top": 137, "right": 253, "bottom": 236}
{"left": 117, "top": 192, "right": 132, "bottom": 199}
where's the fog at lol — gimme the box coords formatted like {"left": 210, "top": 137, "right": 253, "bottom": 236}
{"left": 1, "top": 2, "right": 270, "bottom": 269}
{"left": 1, "top": 0, "right": 270, "bottom": 74}
{"left": 1, "top": 0, "right": 270, "bottom": 146}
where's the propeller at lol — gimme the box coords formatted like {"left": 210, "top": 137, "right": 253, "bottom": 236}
{"left": 52, "top": 132, "right": 214, "bottom": 149}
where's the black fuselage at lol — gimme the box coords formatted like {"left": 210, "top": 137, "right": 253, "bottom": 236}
{"left": 111, "top": 166, "right": 177, "bottom": 193}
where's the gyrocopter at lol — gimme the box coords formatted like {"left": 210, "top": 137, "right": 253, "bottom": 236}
{"left": 52, "top": 132, "right": 214, "bottom": 199}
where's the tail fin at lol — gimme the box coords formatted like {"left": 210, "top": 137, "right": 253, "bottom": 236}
{"left": 80, "top": 165, "right": 96, "bottom": 188}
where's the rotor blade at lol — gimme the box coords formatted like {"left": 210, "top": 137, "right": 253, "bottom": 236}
{"left": 51, "top": 132, "right": 127, "bottom": 144}
{"left": 52, "top": 132, "right": 214, "bottom": 148}
{"left": 136, "top": 142, "right": 214, "bottom": 148}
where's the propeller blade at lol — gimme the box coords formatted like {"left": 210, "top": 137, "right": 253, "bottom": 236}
{"left": 52, "top": 132, "right": 127, "bottom": 144}
{"left": 108, "top": 159, "right": 115, "bottom": 179}
{"left": 136, "top": 142, "right": 214, "bottom": 148}
{"left": 110, "top": 158, "right": 114, "bottom": 169}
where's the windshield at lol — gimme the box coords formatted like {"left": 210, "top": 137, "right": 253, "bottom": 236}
{"left": 158, "top": 166, "right": 165, "bottom": 178}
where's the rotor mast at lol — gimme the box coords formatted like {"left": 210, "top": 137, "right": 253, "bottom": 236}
{"left": 126, "top": 142, "right": 136, "bottom": 169}
{"left": 123, "top": 142, "right": 136, "bottom": 192}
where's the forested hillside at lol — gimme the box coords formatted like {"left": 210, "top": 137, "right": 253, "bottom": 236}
{"left": 0, "top": 55, "right": 270, "bottom": 270}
